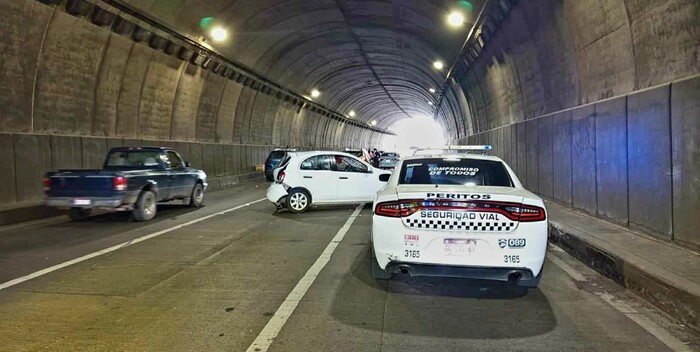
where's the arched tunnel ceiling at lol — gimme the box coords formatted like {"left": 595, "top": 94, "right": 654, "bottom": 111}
{"left": 125, "top": 0, "right": 484, "bottom": 129}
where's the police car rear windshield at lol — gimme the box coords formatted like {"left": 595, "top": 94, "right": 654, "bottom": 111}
{"left": 398, "top": 158, "right": 513, "bottom": 187}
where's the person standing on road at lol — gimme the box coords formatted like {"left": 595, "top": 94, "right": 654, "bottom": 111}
{"left": 371, "top": 148, "right": 380, "bottom": 167}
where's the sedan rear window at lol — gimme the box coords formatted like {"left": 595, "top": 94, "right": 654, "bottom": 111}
{"left": 268, "top": 151, "right": 287, "bottom": 160}
{"left": 398, "top": 158, "right": 513, "bottom": 187}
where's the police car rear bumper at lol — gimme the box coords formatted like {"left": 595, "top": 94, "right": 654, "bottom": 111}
{"left": 371, "top": 215, "right": 547, "bottom": 278}
{"left": 385, "top": 262, "right": 536, "bottom": 282}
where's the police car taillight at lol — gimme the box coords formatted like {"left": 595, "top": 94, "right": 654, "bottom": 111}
{"left": 517, "top": 205, "right": 546, "bottom": 222}
{"left": 113, "top": 176, "right": 128, "bottom": 191}
{"left": 375, "top": 201, "right": 420, "bottom": 217}
{"left": 375, "top": 199, "right": 546, "bottom": 221}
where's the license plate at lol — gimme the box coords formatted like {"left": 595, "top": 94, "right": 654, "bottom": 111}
{"left": 444, "top": 239, "right": 477, "bottom": 256}
{"left": 72, "top": 199, "right": 91, "bottom": 205}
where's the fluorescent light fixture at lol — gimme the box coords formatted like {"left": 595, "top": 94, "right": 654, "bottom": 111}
{"left": 429, "top": 88, "right": 436, "bottom": 93}
{"left": 433, "top": 61, "right": 444, "bottom": 70}
{"left": 210, "top": 27, "right": 228, "bottom": 42}
{"left": 371, "top": 120, "right": 377, "bottom": 126}
{"left": 348, "top": 110, "right": 356, "bottom": 117}
{"left": 310, "top": 89, "right": 320, "bottom": 98}
{"left": 447, "top": 11, "right": 465, "bottom": 27}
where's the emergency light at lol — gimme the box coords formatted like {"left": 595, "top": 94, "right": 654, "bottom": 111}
{"left": 411, "top": 145, "right": 493, "bottom": 155}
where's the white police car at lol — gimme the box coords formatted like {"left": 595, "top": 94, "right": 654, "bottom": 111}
{"left": 371, "top": 146, "right": 547, "bottom": 288}
{"left": 267, "top": 151, "right": 392, "bottom": 213}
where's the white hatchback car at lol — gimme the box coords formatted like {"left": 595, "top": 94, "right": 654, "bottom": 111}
{"left": 267, "top": 151, "right": 392, "bottom": 213}
{"left": 371, "top": 149, "right": 547, "bottom": 288}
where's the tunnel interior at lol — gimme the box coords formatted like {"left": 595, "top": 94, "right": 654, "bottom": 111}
{"left": 0, "top": 0, "right": 699, "bottom": 248}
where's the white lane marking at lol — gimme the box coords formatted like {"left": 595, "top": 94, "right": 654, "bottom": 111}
{"left": 246, "top": 204, "right": 365, "bottom": 352}
{"left": 597, "top": 293, "right": 692, "bottom": 352}
{"left": 548, "top": 247, "right": 692, "bottom": 352}
{"left": 547, "top": 252, "right": 586, "bottom": 282}
{"left": 0, "top": 198, "right": 266, "bottom": 291}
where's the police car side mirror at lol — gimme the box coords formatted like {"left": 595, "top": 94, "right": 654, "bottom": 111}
{"left": 379, "top": 174, "right": 390, "bottom": 182}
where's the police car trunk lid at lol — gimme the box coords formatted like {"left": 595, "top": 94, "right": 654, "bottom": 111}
{"left": 394, "top": 185, "right": 528, "bottom": 232}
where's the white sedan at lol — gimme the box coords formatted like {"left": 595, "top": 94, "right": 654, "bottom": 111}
{"left": 266, "top": 151, "right": 392, "bottom": 213}
{"left": 371, "top": 148, "right": 547, "bottom": 288}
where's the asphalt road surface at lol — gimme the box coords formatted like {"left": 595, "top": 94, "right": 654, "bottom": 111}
{"left": 0, "top": 182, "right": 697, "bottom": 352}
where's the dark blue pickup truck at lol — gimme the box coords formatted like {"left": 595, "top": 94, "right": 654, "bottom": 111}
{"left": 44, "top": 147, "right": 208, "bottom": 221}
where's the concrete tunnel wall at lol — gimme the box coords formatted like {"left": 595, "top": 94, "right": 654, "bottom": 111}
{"left": 0, "top": 0, "right": 386, "bottom": 205}
{"left": 450, "top": 0, "right": 700, "bottom": 248}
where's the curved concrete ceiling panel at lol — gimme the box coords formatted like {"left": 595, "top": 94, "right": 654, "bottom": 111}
{"left": 119, "top": 0, "right": 479, "bottom": 133}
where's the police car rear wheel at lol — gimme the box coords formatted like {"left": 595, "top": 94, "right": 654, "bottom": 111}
{"left": 287, "top": 189, "right": 310, "bottom": 213}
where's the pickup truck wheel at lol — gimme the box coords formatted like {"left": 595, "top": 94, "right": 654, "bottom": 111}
{"left": 68, "top": 208, "right": 92, "bottom": 221}
{"left": 132, "top": 191, "right": 157, "bottom": 221}
{"left": 189, "top": 183, "right": 204, "bottom": 207}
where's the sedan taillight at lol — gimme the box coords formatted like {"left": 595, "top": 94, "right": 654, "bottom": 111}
{"left": 114, "top": 176, "right": 128, "bottom": 191}
{"left": 43, "top": 177, "right": 51, "bottom": 191}
{"left": 277, "top": 170, "right": 286, "bottom": 183}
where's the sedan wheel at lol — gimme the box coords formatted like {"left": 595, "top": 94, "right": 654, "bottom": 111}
{"left": 287, "top": 189, "right": 310, "bottom": 213}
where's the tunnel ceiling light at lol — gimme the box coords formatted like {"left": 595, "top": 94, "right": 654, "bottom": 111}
{"left": 447, "top": 11, "right": 465, "bottom": 27}
{"left": 429, "top": 88, "right": 436, "bottom": 93}
{"left": 371, "top": 120, "right": 378, "bottom": 126}
{"left": 348, "top": 110, "right": 356, "bottom": 117}
{"left": 210, "top": 27, "right": 228, "bottom": 42}
{"left": 310, "top": 89, "right": 321, "bottom": 98}
{"left": 433, "top": 61, "right": 444, "bottom": 70}
{"left": 428, "top": 101, "right": 434, "bottom": 106}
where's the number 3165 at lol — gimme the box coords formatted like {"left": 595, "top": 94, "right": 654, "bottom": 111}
{"left": 504, "top": 255, "right": 520, "bottom": 263}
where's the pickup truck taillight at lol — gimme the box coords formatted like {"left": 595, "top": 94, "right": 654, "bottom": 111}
{"left": 43, "top": 177, "right": 51, "bottom": 191}
{"left": 113, "top": 176, "right": 127, "bottom": 191}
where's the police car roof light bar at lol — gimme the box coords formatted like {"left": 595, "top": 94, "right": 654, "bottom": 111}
{"left": 411, "top": 145, "right": 493, "bottom": 155}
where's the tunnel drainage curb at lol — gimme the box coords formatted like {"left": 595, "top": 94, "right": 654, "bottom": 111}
{"left": 548, "top": 221, "right": 699, "bottom": 333}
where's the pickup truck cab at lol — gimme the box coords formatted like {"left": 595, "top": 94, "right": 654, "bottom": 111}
{"left": 44, "top": 147, "right": 207, "bottom": 221}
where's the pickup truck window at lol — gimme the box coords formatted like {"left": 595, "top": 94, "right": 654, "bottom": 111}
{"left": 105, "top": 151, "right": 163, "bottom": 168}
{"left": 165, "top": 151, "right": 184, "bottom": 169}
